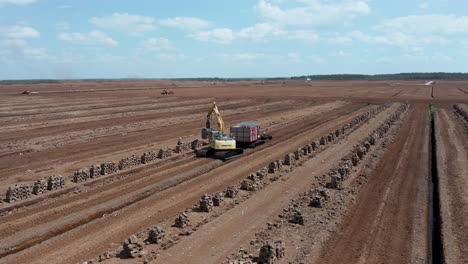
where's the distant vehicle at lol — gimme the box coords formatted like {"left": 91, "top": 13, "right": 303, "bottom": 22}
{"left": 21, "top": 90, "right": 38, "bottom": 94}
{"left": 161, "top": 89, "right": 174, "bottom": 95}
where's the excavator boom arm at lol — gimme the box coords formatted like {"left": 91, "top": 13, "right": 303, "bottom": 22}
{"left": 206, "top": 102, "right": 225, "bottom": 135}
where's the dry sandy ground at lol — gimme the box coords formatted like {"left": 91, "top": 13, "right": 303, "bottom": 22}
{"left": 0, "top": 80, "right": 467, "bottom": 264}
{"left": 315, "top": 104, "right": 430, "bottom": 264}
{"left": 435, "top": 105, "right": 468, "bottom": 264}
{"left": 155, "top": 104, "right": 403, "bottom": 264}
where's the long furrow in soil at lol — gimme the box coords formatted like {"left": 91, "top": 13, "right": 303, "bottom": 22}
{"left": 435, "top": 107, "right": 468, "bottom": 264}
{"left": 0, "top": 96, "right": 180, "bottom": 117}
{"left": 0, "top": 101, "right": 349, "bottom": 209}
{"left": 0, "top": 102, "right": 366, "bottom": 254}
{"left": 0, "top": 101, "right": 335, "bottom": 235}
{"left": 0, "top": 98, "right": 216, "bottom": 126}
{"left": 154, "top": 103, "right": 403, "bottom": 264}
{"left": 0, "top": 103, "right": 371, "bottom": 264}
{"left": 0, "top": 96, "right": 179, "bottom": 119}
{"left": 0, "top": 95, "right": 154, "bottom": 111}
{"left": 0, "top": 98, "right": 251, "bottom": 139}
{"left": 315, "top": 103, "right": 430, "bottom": 264}
{"left": 0, "top": 100, "right": 346, "bottom": 191}
{"left": 0, "top": 99, "right": 259, "bottom": 158}
{"left": 0, "top": 99, "right": 301, "bottom": 177}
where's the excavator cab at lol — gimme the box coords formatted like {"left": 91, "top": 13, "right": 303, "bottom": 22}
{"left": 212, "top": 131, "right": 222, "bottom": 140}
{"left": 208, "top": 130, "right": 236, "bottom": 150}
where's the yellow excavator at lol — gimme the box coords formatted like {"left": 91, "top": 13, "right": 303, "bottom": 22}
{"left": 195, "top": 102, "right": 244, "bottom": 160}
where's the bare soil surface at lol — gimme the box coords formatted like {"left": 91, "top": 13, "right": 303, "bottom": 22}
{"left": 2, "top": 80, "right": 468, "bottom": 102}
{"left": 0, "top": 100, "right": 369, "bottom": 263}
{"left": 315, "top": 104, "right": 430, "bottom": 264}
{"left": 155, "top": 104, "right": 402, "bottom": 264}
{"left": 435, "top": 107, "right": 468, "bottom": 264}
{"left": 0, "top": 80, "right": 466, "bottom": 264}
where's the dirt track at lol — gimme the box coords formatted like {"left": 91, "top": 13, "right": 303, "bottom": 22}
{"left": 1, "top": 103, "right": 369, "bottom": 263}
{"left": 435, "top": 106, "right": 468, "bottom": 264}
{"left": 315, "top": 104, "right": 430, "bottom": 263}
{"left": 0, "top": 80, "right": 467, "bottom": 264}
{"left": 156, "top": 104, "right": 403, "bottom": 263}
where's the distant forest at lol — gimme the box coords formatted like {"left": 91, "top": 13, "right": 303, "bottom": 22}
{"left": 1, "top": 72, "right": 468, "bottom": 85}
{"left": 290, "top": 72, "right": 468, "bottom": 81}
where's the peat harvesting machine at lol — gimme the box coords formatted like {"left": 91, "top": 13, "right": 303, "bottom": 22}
{"left": 195, "top": 102, "right": 272, "bottom": 160}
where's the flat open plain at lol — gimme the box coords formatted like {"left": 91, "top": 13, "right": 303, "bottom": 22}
{"left": 0, "top": 80, "right": 466, "bottom": 264}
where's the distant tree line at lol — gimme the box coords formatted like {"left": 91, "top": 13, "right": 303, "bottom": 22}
{"left": 0, "top": 79, "right": 62, "bottom": 85}
{"left": 290, "top": 72, "right": 468, "bottom": 81}
{"left": 1, "top": 72, "right": 468, "bottom": 85}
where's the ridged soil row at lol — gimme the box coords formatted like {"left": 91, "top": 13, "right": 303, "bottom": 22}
{"left": 0, "top": 99, "right": 322, "bottom": 209}
{"left": 0, "top": 99, "right": 257, "bottom": 158}
{"left": 0, "top": 99, "right": 300, "bottom": 178}
{"left": 314, "top": 104, "right": 430, "bottom": 264}
{"left": 0, "top": 95, "right": 157, "bottom": 111}
{"left": 0, "top": 102, "right": 347, "bottom": 193}
{"left": 435, "top": 108, "right": 468, "bottom": 264}
{"left": 0, "top": 98, "right": 252, "bottom": 138}
{"left": 153, "top": 103, "right": 404, "bottom": 264}
{"left": 0, "top": 102, "right": 364, "bottom": 260}
{"left": 99, "top": 103, "right": 394, "bottom": 264}
{"left": 0, "top": 96, "right": 182, "bottom": 120}
{"left": 1, "top": 103, "right": 374, "bottom": 264}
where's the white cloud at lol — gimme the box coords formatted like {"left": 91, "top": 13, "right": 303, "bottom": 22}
{"left": 0, "top": 26, "right": 46, "bottom": 64}
{"left": 159, "top": 17, "right": 211, "bottom": 31}
{"left": 257, "top": 0, "right": 370, "bottom": 27}
{"left": 288, "top": 30, "right": 319, "bottom": 42}
{"left": 419, "top": 2, "right": 429, "bottom": 9}
{"left": 308, "top": 54, "right": 325, "bottom": 64}
{"left": 190, "top": 28, "right": 235, "bottom": 44}
{"left": 191, "top": 24, "right": 319, "bottom": 44}
{"left": 230, "top": 53, "right": 261, "bottom": 61}
{"left": 190, "top": 0, "right": 367, "bottom": 44}
{"left": 0, "top": 25, "right": 39, "bottom": 38}
{"left": 22, "top": 46, "right": 48, "bottom": 59}
{"left": 338, "top": 31, "right": 449, "bottom": 52}
{"left": 334, "top": 50, "right": 351, "bottom": 57}
{"left": 347, "top": 30, "right": 447, "bottom": 47}
{"left": 377, "top": 15, "right": 468, "bottom": 35}
{"left": 237, "top": 23, "right": 286, "bottom": 40}
{"left": 57, "top": 4, "right": 71, "bottom": 9}
{"left": 328, "top": 34, "right": 353, "bottom": 44}
{"left": 0, "top": 38, "right": 26, "bottom": 45}
{"left": 0, "top": 39, "right": 49, "bottom": 61}
{"left": 158, "top": 53, "right": 186, "bottom": 61}
{"left": 137, "top": 37, "right": 185, "bottom": 61}
{"left": 90, "top": 13, "right": 155, "bottom": 35}
{"left": 54, "top": 21, "right": 70, "bottom": 31}
{"left": 237, "top": 24, "right": 319, "bottom": 42}
{"left": 213, "top": 52, "right": 301, "bottom": 62}
{"left": 141, "top": 37, "right": 175, "bottom": 51}
{"left": 332, "top": 14, "right": 468, "bottom": 49}
{"left": 0, "top": 0, "right": 36, "bottom": 6}
{"left": 377, "top": 53, "right": 453, "bottom": 64}
{"left": 58, "top": 31, "right": 118, "bottom": 47}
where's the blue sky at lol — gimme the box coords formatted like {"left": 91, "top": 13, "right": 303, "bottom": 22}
{"left": 1, "top": 0, "right": 468, "bottom": 79}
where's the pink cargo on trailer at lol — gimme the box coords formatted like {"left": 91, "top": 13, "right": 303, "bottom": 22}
{"left": 230, "top": 122, "right": 260, "bottom": 143}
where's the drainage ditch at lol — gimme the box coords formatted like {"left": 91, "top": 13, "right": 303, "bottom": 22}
{"left": 429, "top": 104, "right": 444, "bottom": 264}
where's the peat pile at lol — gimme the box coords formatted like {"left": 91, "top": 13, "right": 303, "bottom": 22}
{"left": 4, "top": 175, "right": 65, "bottom": 203}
